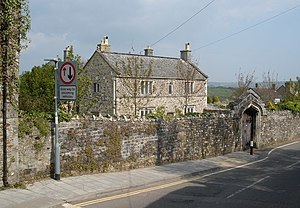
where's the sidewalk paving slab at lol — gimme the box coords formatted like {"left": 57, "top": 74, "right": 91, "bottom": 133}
{"left": 0, "top": 151, "right": 261, "bottom": 208}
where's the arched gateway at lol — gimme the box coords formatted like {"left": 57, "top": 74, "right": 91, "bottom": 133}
{"left": 231, "top": 91, "right": 266, "bottom": 150}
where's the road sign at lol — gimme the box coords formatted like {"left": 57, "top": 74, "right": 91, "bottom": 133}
{"left": 58, "top": 61, "right": 77, "bottom": 101}
{"left": 59, "top": 85, "right": 77, "bottom": 100}
{"left": 58, "top": 61, "right": 77, "bottom": 85}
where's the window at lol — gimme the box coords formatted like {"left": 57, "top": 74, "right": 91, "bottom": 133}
{"left": 93, "top": 83, "right": 100, "bottom": 92}
{"left": 185, "top": 106, "right": 195, "bottom": 114}
{"left": 185, "top": 82, "right": 194, "bottom": 94}
{"left": 140, "top": 108, "right": 153, "bottom": 117}
{"left": 168, "top": 82, "right": 173, "bottom": 94}
{"left": 141, "top": 81, "right": 153, "bottom": 95}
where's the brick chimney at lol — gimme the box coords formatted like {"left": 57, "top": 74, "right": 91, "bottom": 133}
{"left": 180, "top": 42, "right": 191, "bottom": 62}
{"left": 97, "top": 36, "right": 111, "bottom": 52}
{"left": 144, "top": 46, "right": 153, "bottom": 56}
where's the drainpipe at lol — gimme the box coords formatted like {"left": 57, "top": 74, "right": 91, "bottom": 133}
{"left": 113, "top": 76, "right": 117, "bottom": 115}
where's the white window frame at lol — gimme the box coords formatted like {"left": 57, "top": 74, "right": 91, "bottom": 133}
{"left": 184, "top": 106, "right": 195, "bottom": 114}
{"left": 140, "top": 108, "right": 153, "bottom": 117}
{"left": 184, "top": 81, "right": 194, "bottom": 94}
{"left": 141, "top": 81, "right": 153, "bottom": 95}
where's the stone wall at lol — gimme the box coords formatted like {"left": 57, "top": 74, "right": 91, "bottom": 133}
{"left": 156, "top": 112, "right": 240, "bottom": 165}
{"left": 2, "top": 110, "right": 300, "bottom": 184}
{"left": 0, "top": 102, "right": 19, "bottom": 185}
{"left": 260, "top": 111, "right": 300, "bottom": 147}
{"left": 17, "top": 111, "right": 241, "bottom": 180}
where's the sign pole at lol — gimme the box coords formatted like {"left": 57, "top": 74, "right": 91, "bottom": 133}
{"left": 44, "top": 59, "right": 60, "bottom": 180}
{"left": 54, "top": 62, "right": 60, "bottom": 180}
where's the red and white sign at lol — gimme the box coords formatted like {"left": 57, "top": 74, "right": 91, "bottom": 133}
{"left": 57, "top": 61, "right": 77, "bottom": 101}
{"left": 59, "top": 61, "right": 76, "bottom": 85}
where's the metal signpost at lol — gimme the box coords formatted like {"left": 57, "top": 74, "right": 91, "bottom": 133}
{"left": 54, "top": 61, "right": 77, "bottom": 180}
{"left": 58, "top": 61, "right": 78, "bottom": 101}
{"left": 45, "top": 59, "right": 78, "bottom": 181}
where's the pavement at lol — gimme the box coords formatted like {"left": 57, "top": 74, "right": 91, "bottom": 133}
{"left": 0, "top": 150, "right": 264, "bottom": 208}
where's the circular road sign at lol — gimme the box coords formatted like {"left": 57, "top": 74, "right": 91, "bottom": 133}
{"left": 59, "top": 61, "right": 76, "bottom": 85}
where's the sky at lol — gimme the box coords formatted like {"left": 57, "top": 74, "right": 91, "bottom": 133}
{"left": 20, "top": 0, "right": 300, "bottom": 82}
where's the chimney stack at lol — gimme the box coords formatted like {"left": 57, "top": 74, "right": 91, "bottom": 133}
{"left": 63, "top": 46, "right": 72, "bottom": 61}
{"left": 97, "top": 36, "right": 111, "bottom": 52}
{"left": 180, "top": 42, "right": 191, "bottom": 62}
{"left": 144, "top": 46, "right": 153, "bottom": 56}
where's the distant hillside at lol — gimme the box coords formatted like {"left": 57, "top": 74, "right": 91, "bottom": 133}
{"left": 208, "top": 82, "right": 237, "bottom": 88}
{"left": 208, "top": 81, "right": 286, "bottom": 88}
{"left": 208, "top": 86, "right": 235, "bottom": 103}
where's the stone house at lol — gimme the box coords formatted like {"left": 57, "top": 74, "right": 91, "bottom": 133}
{"left": 81, "top": 36, "right": 208, "bottom": 117}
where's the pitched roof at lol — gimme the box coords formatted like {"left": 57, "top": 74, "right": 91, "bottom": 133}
{"left": 248, "top": 87, "right": 280, "bottom": 104}
{"left": 98, "top": 51, "right": 208, "bottom": 80}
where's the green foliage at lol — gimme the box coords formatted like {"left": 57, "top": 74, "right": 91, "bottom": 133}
{"left": 266, "top": 101, "right": 279, "bottom": 111}
{"left": 146, "top": 106, "right": 166, "bottom": 119}
{"left": 13, "top": 182, "right": 26, "bottom": 189}
{"left": 175, "top": 108, "right": 183, "bottom": 117}
{"left": 275, "top": 78, "right": 300, "bottom": 113}
{"left": 208, "top": 87, "right": 235, "bottom": 102}
{"left": 19, "top": 64, "right": 55, "bottom": 113}
{"left": 185, "top": 112, "right": 201, "bottom": 117}
{"left": 279, "top": 101, "right": 300, "bottom": 113}
{"left": 212, "top": 96, "right": 220, "bottom": 103}
{"left": 207, "top": 96, "right": 212, "bottom": 104}
{"left": 19, "top": 46, "right": 91, "bottom": 117}
{"left": 59, "top": 111, "right": 72, "bottom": 122}
{"left": 33, "top": 139, "right": 44, "bottom": 152}
{"left": 19, "top": 111, "right": 51, "bottom": 138}
{"left": 103, "top": 124, "right": 122, "bottom": 162}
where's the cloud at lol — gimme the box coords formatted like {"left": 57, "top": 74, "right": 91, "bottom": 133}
{"left": 20, "top": 32, "right": 75, "bottom": 72}
{"left": 20, "top": 0, "right": 300, "bottom": 81}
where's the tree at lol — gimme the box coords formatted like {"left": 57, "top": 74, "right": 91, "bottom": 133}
{"left": 234, "top": 70, "right": 255, "bottom": 98}
{"left": 115, "top": 56, "right": 155, "bottom": 116}
{"left": 207, "top": 96, "right": 212, "bottom": 104}
{"left": 0, "top": 0, "right": 30, "bottom": 186}
{"left": 260, "top": 70, "right": 278, "bottom": 89}
{"left": 176, "top": 60, "right": 205, "bottom": 114}
{"left": 19, "top": 64, "right": 55, "bottom": 113}
{"left": 212, "top": 96, "right": 220, "bottom": 103}
{"left": 19, "top": 46, "right": 91, "bottom": 116}
{"left": 59, "top": 46, "right": 91, "bottom": 115}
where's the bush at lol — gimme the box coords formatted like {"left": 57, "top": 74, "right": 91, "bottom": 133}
{"left": 207, "top": 96, "right": 212, "bottom": 104}
{"left": 146, "top": 106, "right": 166, "bottom": 119}
{"left": 279, "top": 101, "right": 300, "bottom": 113}
{"left": 212, "top": 96, "right": 220, "bottom": 103}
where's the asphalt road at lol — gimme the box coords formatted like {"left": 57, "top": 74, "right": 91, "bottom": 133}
{"left": 73, "top": 142, "right": 300, "bottom": 208}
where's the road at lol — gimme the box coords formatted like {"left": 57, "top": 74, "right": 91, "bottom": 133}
{"left": 71, "top": 142, "right": 300, "bottom": 208}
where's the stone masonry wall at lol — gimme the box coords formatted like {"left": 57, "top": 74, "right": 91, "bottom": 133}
{"left": 2, "top": 110, "right": 300, "bottom": 184}
{"left": 0, "top": 102, "right": 19, "bottom": 185}
{"left": 260, "top": 111, "right": 300, "bottom": 147}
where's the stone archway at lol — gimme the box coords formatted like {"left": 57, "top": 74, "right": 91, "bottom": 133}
{"left": 241, "top": 106, "right": 259, "bottom": 150}
{"left": 232, "top": 92, "right": 266, "bottom": 150}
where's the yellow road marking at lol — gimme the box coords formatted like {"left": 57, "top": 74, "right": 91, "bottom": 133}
{"left": 73, "top": 140, "right": 300, "bottom": 207}
{"left": 74, "top": 179, "right": 190, "bottom": 207}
